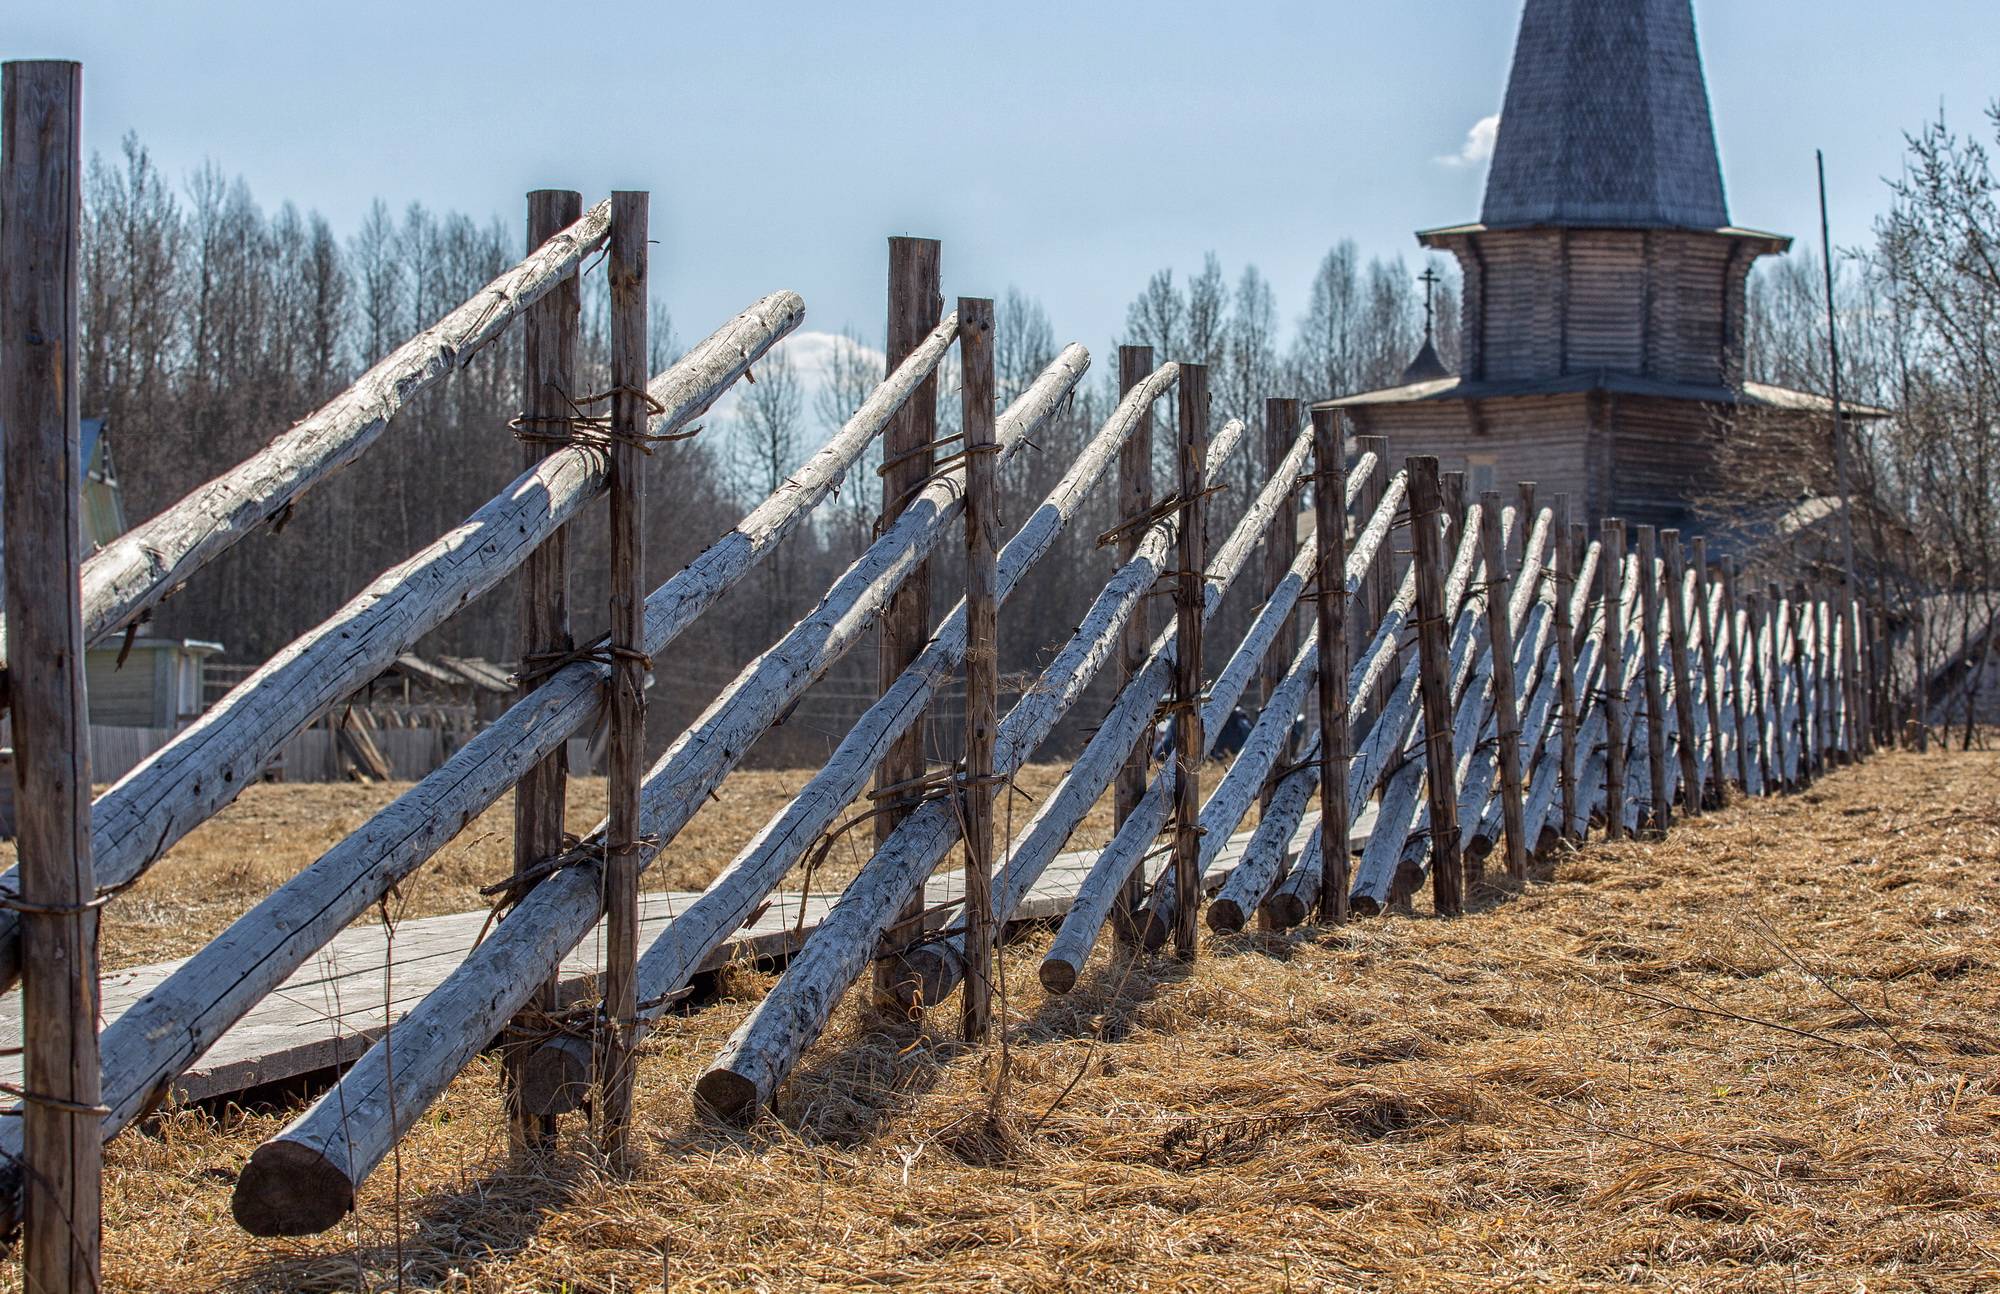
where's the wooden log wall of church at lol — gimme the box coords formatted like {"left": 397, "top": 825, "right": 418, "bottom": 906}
{"left": 1477, "top": 234, "right": 1563, "bottom": 380}
{"left": 1567, "top": 232, "right": 1646, "bottom": 373}
{"left": 1609, "top": 397, "right": 1718, "bottom": 530}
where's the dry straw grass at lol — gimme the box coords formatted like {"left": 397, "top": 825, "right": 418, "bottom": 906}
{"left": 38, "top": 749, "right": 2000, "bottom": 1289}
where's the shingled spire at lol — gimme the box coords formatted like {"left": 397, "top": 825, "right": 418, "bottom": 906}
{"left": 1481, "top": 0, "right": 1730, "bottom": 230}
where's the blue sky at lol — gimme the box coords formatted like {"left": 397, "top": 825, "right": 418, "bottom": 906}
{"left": 13, "top": 0, "right": 1997, "bottom": 363}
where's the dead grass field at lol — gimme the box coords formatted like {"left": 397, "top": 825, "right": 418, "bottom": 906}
{"left": 39, "top": 748, "right": 2000, "bottom": 1290}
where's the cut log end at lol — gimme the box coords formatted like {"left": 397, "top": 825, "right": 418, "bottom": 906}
{"left": 1258, "top": 892, "right": 1309, "bottom": 929}
{"left": 232, "top": 1139, "right": 355, "bottom": 1237}
{"left": 1346, "top": 894, "right": 1382, "bottom": 920}
{"left": 1038, "top": 957, "right": 1079, "bottom": 995}
{"left": 1205, "top": 897, "right": 1247, "bottom": 935}
{"left": 692, "top": 1068, "right": 761, "bottom": 1124}
{"left": 1137, "top": 908, "right": 1172, "bottom": 953}
{"left": 518, "top": 1035, "right": 592, "bottom": 1119}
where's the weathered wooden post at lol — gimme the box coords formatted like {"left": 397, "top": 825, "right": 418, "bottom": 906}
{"left": 596, "top": 190, "right": 648, "bottom": 1158}
{"left": 1691, "top": 537, "right": 1728, "bottom": 800}
{"left": 1515, "top": 482, "right": 1536, "bottom": 569}
{"left": 1111, "top": 345, "right": 1154, "bottom": 946}
{"left": 1553, "top": 496, "right": 1580, "bottom": 840}
{"left": 1600, "top": 519, "right": 1628, "bottom": 838}
{"left": 1355, "top": 433, "right": 1393, "bottom": 721}
{"left": 1661, "top": 532, "right": 1703, "bottom": 815}
{"left": 506, "top": 188, "right": 582, "bottom": 1146}
{"left": 1743, "top": 583, "right": 1775, "bottom": 791}
{"left": 1311, "top": 409, "right": 1350, "bottom": 921}
{"left": 874, "top": 236, "right": 942, "bottom": 1002}
{"left": 1406, "top": 457, "right": 1463, "bottom": 915}
{"left": 1636, "top": 526, "right": 1672, "bottom": 832}
{"left": 1441, "top": 470, "right": 1467, "bottom": 572}
{"left": 1260, "top": 397, "right": 1302, "bottom": 809}
{"left": 1171, "top": 364, "right": 1210, "bottom": 959}
{"left": 2, "top": 59, "right": 101, "bottom": 1290}
{"left": 957, "top": 298, "right": 998, "bottom": 1042}
{"left": 1479, "top": 493, "right": 1529, "bottom": 878}
{"left": 1720, "top": 557, "right": 1752, "bottom": 792}
{"left": 1789, "top": 582, "right": 1814, "bottom": 783}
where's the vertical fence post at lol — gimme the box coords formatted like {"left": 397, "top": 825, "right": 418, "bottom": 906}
{"left": 1406, "top": 458, "right": 1464, "bottom": 916}
{"left": 1261, "top": 397, "right": 1302, "bottom": 809}
{"left": 2, "top": 59, "right": 101, "bottom": 1291}
{"left": 1846, "top": 593, "right": 1869, "bottom": 759}
{"left": 1790, "top": 582, "right": 1814, "bottom": 784}
{"left": 1311, "top": 409, "right": 1350, "bottom": 922}
{"left": 1553, "top": 496, "right": 1579, "bottom": 841}
{"left": 1355, "top": 434, "right": 1393, "bottom": 722}
{"left": 1600, "top": 519, "right": 1628, "bottom": 839}
{"left": 1170, "top": 365, "right": 1210, "bottom": 960}
{"left": 1743, "top": 581, "right": 1774, "bottom": 792}
{"left": 873, "top": 237, "right": 942, "bottom": 1002}
{"left": 596, "top": 189, "right": 648, "bottom": 1160}
{"left": 1690, "top": 537, "right": 1728, "bottom": 801}
{"left": 1441, "top": 471, "right": 1467, "bottom": 567}
{"left": 1478, "top": 494, "right": 1529, "bottom": 879}
{"left": 1636, "top": 526, "right": 1671, "bottom": 833}
{"left": 1111, "top": 346, "right": 1154, "bottom": 946}
{"left": 1661, "top": 533, "right": 1704, "bottom": 815}
{"left": 1720, "top": 556, "right": 1752, "bottom": 793}
{"left": 506, "top": 188, "right": 581, "bottom": 1146}
{"left": 957, "top": 298, "right": 998, "bottom": 1042}
{"left": 1515, "top": 482, "right": 1536, "bottom": 569}
{"left": 1770, "top": 581, "right": 1797, "bottom": 787}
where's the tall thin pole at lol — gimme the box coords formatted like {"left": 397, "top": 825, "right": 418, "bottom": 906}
{"left": 3, "top": 59, "right": 102, "bottom": 1291}
{"left": 597, "top": 189, "right": 648, "bottom": 1160}
{"left": 1111, "top": 346, "right": 1154, "bottom": 945}
{"left": 1170, "top": 364, "right": 1210, "bottom": 959}
{"left": 1817, "top": 151, "right": 1860, "bottom": 604}
{"left": 1310, "top": 409, "right": 1350, "bottom": 922}
{"left": 957, "top": 297, "right": 999, "bottom": 1042}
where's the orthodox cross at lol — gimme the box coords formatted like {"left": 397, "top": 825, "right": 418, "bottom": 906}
{"left": 1418, "top": 265, "right": 1440, "bottom": 343}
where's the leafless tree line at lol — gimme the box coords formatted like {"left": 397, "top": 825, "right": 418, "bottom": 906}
{"left": 1708, "top": 105, "right": 2000, "bottom": 744}
{"left": 76, "top": 132, "right": 1458, "bottom": 765}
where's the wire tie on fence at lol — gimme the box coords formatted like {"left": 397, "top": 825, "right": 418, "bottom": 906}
{"left": 876, "top": 431, "right": 965, "bottom": 478}
{"left": 0, "top": 866, "right": 146, "bottom": 917}
{"left": 0, "top": 1083, "right": 110, "bottom": 1119}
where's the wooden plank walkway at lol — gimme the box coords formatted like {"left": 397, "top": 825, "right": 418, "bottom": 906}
{"left": 0, "top": 809, "right": 1360, "bottom": 1104}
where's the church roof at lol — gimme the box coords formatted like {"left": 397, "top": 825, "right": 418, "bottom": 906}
{"left": 1480, "top": 0, "right": 1731, "bottom": 231}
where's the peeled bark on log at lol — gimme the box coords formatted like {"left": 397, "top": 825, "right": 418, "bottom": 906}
{"left": 2, "top": 294, "right": 830, "bottom": 1221}
{"left": 230, "top": 347, "right": 1089, "bottom": 1237}
{"left": 515, "top": 363, "right": 1192, "bottom": 1108}
{"left": 694, "top": 408, "right": 1299, "bottom": 1122}
{"left": 1026, "top": 427, "right": 1326, "bottom": 993}
{"left": 1348, "top": 509, "right": 1542, "bottom": 912}
{"left": 0, "top": 293, "right": 806, "bottom": 1003}
{"left": 1205, "top": 477, "right": 1411, "bottom": 933}
{"left": 0, "top": 202, "right": 612, "bottom": 677}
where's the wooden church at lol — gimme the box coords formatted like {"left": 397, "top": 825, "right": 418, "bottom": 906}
{"left": 1320, "top": 0, "right": 1849, "bottom": 535}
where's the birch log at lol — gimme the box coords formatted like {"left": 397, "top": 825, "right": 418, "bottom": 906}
{"left": 1692, "top": 537, "right": 1730, "bottom": 797}
{"left": 1029, "top": 426, "right": 1326, "bottom": 992}
{"left": 0, "top": 293, "right": 835, "bottom": 1224}
{"left": 1601, "top": 520, "right": 1629, "bottom": 839}
{"left": 1660, "top": 533, "right": 1704, "bottom": 816}
{"left": 693, "top": 413, "right": 1306, "bottom": 1122}
{"left": 1231, "top": 526, "right": 1421, "bottom": 928}
{"left": 1478, "top": 493, "right": 1529, "bottom": 878}
{"left": 0, "top": 292, "right": 805, "bottom": 999}
{"left": 515, "top": 363, "right": 1194, "bottom": 1107}
{"left": 626, "top": 380, "right": 1249, "bottom": 1047}
{"left": 0, "top": 202, "right": 612, "bottom": 678}
{"left": 231, "top": 347, "right": 1089, "bottom": 1237}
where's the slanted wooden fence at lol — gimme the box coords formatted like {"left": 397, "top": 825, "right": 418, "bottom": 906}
{"left": 0, "top": 57, "right": 1909, "bottom": 1287}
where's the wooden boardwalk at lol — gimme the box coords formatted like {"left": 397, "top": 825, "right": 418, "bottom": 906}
{"left": 0, "top": 811, "right": 1356, "bottom": 1105}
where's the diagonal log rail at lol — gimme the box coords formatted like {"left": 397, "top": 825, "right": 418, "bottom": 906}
{"left": 1029, "top": 427, "right": 1332, "bottom": 991}
{"left": 0, "top": 202, "right": 614, "bottom": 683}
{"left": 230, "top": 346, "right": 1090, "bottom": 1238}
{"left": 0, "top": 292, "right": 805, "bottom": 1003}
{"left": 0, "top": 291, "right": 831, "bottom": 1224}
{"left": 691, "top": 414, "right": 1319, "bottom": 1119}
{"left": 915, "top": 462, "right": 1401, "bottom": 993}
{"left": 515, "top": 361, "right": 1193, "bottom": 1111}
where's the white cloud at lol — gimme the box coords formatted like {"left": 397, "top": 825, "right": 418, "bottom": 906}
{"left": 702, "top": 328, "right": 888, "bottom": 425}
{"left": 1436, "top": 114, "right": 1500, "bottom": 168}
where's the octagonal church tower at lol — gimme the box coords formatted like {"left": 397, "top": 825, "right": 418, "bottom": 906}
{"left": 1318, "top": 0, "right": 1845, "bottom": 536}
